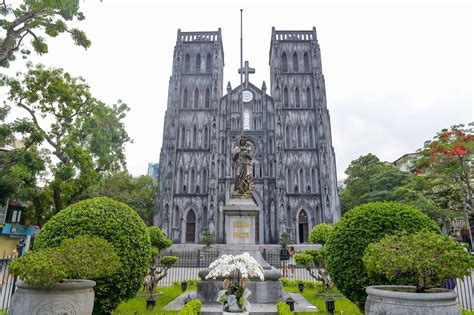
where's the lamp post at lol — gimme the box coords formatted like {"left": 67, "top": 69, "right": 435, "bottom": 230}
{"left": 325, "top": 297, "right": 335, "bottom": 315}
{"left": 285, "top": 296, "right": 295, "bottom": 311}
{"left": 181, "top": 280, "right": 188, "bottom": 292}
{"left": 146, "top": 295, "right": 156, "bottom": 310}
{"left": 298, "top": 281, "right": 304, "bottom": 293}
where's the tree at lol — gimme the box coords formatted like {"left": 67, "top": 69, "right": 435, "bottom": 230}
{"left": 416, "top": 123, "right": 473, "bottom": 213}
{"left": 340, "top": 154, "right": 410, "bottom": 213}
{"left": 0, "top": 0, "right": 90, "bottom": 67}
{"left": 1, "top": 64, "right": 130, "bottom": 216}
{"left": 81, "top": 172, "right": 157, "bottom": 225}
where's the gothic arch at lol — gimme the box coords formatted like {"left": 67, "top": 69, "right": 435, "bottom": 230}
{"left": 297, "top": 209, "right": 310, "bottom": 243}
{"left": 303, "top": 52, "right": 310, "bottom": 72}
{"left": 293, "top": 52, "right": 299, "bottom": 72}
{"left": 206, "top": 53, "right": 212, "bottom": 73}
{"left": 205, "top": 88, "right": 210, "bottom": 108}
{"left": 184, "top": 208, "right": 197, "bottom": 243}
{"left": 193, "top": 88, "right": 199, "bottom": 108}
{"left": 184, "top": 53, "right": 190, "bottom": 72}
{"left": 306, "top": 87, "right": 312, "bottom": 108}
{"left": 283, "top": 87, "right": 289, "bottom": 108}
{"left": 295, "top": 87, "right": 300, "bottom": 108}
{"left": 182, "top": 88, "right": 188, "bottom": 108}
{"left": 281, "top": 52, "right": 288, "bottom": 72}
{"left": 195, "top": 53, "right": 201, "bottom": 73}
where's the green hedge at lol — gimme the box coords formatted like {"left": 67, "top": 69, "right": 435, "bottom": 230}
{"left": 178, "top": 299, "right": 202, "bottom": 314}
{"left": 276, "top": 301, "right": 293, "bottom": 314}
{"left": 34, "top": 197, "right": 152, "bottom": 314}
{"left": 325, "top": 201, "right": 440, "bottom": 310}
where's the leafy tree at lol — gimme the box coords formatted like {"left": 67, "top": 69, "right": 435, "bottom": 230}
{"left": 0, "top": 0, "right": 90, "bottom": 67}
{"left": 340, "top": 154, "right": 410, "bottom": 213}
{"left": 309, "top": 223, "right": 333, "bottom": 245}
{"left": 279, "top": 231, "right": 292, "bottom": 247}
{"left": 80, "top": 172, "right": 157, "bottom": 225}
{"left": 416, "top": 123, "right": 473, "bottom": 213}
{"left": 148, "top": 226, "right": 172, "bottom": 253}
{"left": 1, "top": 64, "right": 130, "bottom": 216}
{"left": 201, "top": 229, "right": 214, "bottom": 248}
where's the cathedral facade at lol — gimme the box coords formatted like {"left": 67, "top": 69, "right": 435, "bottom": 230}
{"left": 154, "top": 27, "right": 340, "bottom": 244}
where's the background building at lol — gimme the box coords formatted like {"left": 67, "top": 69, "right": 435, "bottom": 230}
{"left": 154, "top": 27, "right": 340, "bottom": 244}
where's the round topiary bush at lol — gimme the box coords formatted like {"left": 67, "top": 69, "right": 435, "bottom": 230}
{"left": 309, "top": 223, "right": 333, "bottom": 245}
{"left": 34, "top": 197, "right": 152, "bottom": 314}
{"left": 325, "top": 201, "right": 440, "bottom": 310}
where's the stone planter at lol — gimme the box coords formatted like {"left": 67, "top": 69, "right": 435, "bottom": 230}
{"left": 9, "top": 279, "right": 96, "bottom": 315}
{"left": 366, "top": 285, "right": 460, "bottom": 315}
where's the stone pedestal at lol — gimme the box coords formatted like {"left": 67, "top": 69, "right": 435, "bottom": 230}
{"left": 223, "top": 198, "right": 259, "bottom": 245}
{"left": 197, "top": 197, "right": 283, "bottom": 304}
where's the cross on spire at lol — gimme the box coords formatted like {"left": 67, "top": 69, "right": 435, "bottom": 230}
{"left": 238, "top": 60, "right": 255, "bottom": 88}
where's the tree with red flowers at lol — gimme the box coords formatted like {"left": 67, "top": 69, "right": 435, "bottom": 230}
{"left": 416, "top": 123, "right": 473, "bottom": 213}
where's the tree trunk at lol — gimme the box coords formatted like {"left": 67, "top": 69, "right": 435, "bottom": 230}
{"left": 53, "top": 186, "right": 63, "bottom": 213}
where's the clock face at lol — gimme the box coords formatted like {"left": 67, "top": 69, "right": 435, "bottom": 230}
{"left": 242, "top": 90, "right": 253, "bottom": 103}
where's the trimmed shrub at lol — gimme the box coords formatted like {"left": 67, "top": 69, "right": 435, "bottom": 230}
{"left": 363, "top": 230, "right": 472, "bottom": 291}
{"left": 276, "top": 301, "right": 293, "bottom": 314}
{"left": 34, "top": 197, "right": 152, "bottom": 314}
{"left": 325, "top": 201, "right": 440, "bottom": 310}
{"left": 148, "top": 226, "right": 172, "bottom": 252}
{"left": 9, "top": 235, "right": 119, "bottom": 287}
{"left": 309, "top": 223, "right": 333, "bottom": 245}
{"left": 178, "top": 299, "right": 202, "bottom": 314}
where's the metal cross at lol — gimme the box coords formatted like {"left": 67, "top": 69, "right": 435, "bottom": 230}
{"left": 238, "top": 60, "right": 255, "bottom": 88}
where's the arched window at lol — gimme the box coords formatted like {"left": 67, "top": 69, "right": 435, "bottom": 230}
{"left": 220, "top": 160, "right": 224, "bottom": 177}
{"left": 192, "top": 126, "right": 197, "bottom": 148}
{"left": 299, "top": 169, "right": 304, "bottom": 193}
{"left": 211, "top": 162, "right": 215, "bottom": 177}
{"left": 287, "top": 169, "right": 292, "bottom": 192}
{"left": 202, "top": 206, "right": 208, "bottom": 228}
{"left": 202, "top": 169, "right": 207, "bottom": 193}
{"left": 205, "top": 88, "right": 210, "bottom": 108}
{"left": 285, "top": 125, "right": 291, "bottom": 148}
{"left": 174, "top": 206, "right": 179, "bottom": 227}
{"left": 283, "top": 87, "right": 289, "bottom": 108}
{"left": 297, "top": 126, "right": 302, "bottom": 148}
{"left": 206, "top": 53, "right": 212, "bottom": 73}
{"left": 309, "top": 126, "right": 314, "bottom": 148}
{"left": 304, "top": 52, "right": 310, "bottom": 72}
{"left": 306, "top": 87, "right": 312, "bottom": 108}
{"left": 275, "top": 86, "right": 280, "bottom": 100}
{"left": 184, "top": 54, "right": 190, "bottom": 72}
{"left": 178, "top": 169, "right": 184, "bottom": 192}
{"left": 204, "top": 126, "right": 208, "bottom": 148}
{"left": 190, "top": 169, "right": 195, "bottom": 193}
{"left": 193, "top": 88, "right": 199, "bottom": 108}
{"left": 185, "top": 210, "right": 196, "bottom": 243}
{"left": 298, "top": 210, "right": 309, "bottom": 243}
{"left": 293, "top": 52, "right": 299, "bottom": 72}
{"left": 182, "top": 89, "right": 188, "bottom": 108}
{"left": 269, "top": 162, "right": 273, "bottom": 177}
{"left": 221, "top": 138, "right": 225, "bottom": 154}
{"left": 181, "top": 127, "right": 185, "bottom": 148}
{"left": 295, "top": 88, "right": 300, "bottom": 108}
{"left": 195, "top": 53, "right": 201, "bottom": 73}
{"left": 281, "top": 52, "right": 288, "bottom": 72}
{"left": 259, "top": 164, "right": 263, "bottom": 178}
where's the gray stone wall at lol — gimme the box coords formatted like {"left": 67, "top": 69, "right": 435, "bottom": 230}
{"left": 154, "top": 27, "right": 340, "bottom": 244}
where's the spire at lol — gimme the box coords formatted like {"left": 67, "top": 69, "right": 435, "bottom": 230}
{"left": 262, "top": 81, "right": 266, "bottom": 91}
{"left": 227, "top": 81, "right": 232, "bottom": 91}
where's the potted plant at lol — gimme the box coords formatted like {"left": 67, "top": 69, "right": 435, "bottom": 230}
{"left": 205, "top": 253, "right": 264, "bottom": 313}
{"left": 363, "top": 230, "right": 472, "bottom": 315}
{"left": 9, "top": 235, "right": 120, "bottom": 315}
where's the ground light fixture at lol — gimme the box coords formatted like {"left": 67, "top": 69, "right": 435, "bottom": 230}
{"left": 298, "top": 281, "right": 304, "bottom": 293}
{"left": 325, "top": 296, "right": 335, "bottom": 314}
{"left": 285, "top": 296, "right": 295, "bottom": 311}
{"left": 146, "top": 295, "right": 156, "bottom": 309}
{"left": 184, "top": 294, "right": 192, "bottom": 305}
{"left": 181, "top": 280, "right": 188, "bottom": 292}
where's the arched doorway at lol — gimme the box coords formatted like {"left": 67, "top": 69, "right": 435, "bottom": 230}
{"left": 185, "top": 210, "right": 196, "bottom": 243}
{"left": 298, "top": 210, "right": 309, "bottom": 243}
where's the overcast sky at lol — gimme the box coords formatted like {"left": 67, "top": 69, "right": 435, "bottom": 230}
{"left": 3, "top": 0, "right": 473, "bottom": 179}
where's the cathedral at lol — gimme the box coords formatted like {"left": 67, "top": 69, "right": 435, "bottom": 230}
{"left": 154, "top": 27, "right": 341, "bottom": 244}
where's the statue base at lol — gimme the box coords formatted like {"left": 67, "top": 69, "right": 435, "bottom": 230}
{"left": 223, "top": 198, "right": 259, "bottom": 245}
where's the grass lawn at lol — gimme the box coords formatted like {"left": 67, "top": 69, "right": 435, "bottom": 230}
{"left": 112, "top": 284, "right": 196, "bottom": 315}
{"left": 283, "top": 280, "right": 362, "bottom": 315}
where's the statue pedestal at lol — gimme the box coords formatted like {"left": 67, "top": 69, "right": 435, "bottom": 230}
{"left": 197, "top": 197, "right": 283, "bottom": 304}
{"left": 223, "top": 198, "right": 259, "bottom": 245}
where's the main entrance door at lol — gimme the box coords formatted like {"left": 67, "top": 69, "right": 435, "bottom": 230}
{"left": 298, "top": 209, "right": 309, "bottom": 243}
{"left": 185, "top": 210, "right": 196, "bottom": 243}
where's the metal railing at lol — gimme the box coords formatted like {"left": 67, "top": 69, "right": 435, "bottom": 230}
{"left": 0, "top": 255, "right": 17, "bottom": 312}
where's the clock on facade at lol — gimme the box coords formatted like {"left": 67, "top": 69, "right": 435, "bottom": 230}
{"left": 242, "top": 90, "right": 253, "bottom": 103}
